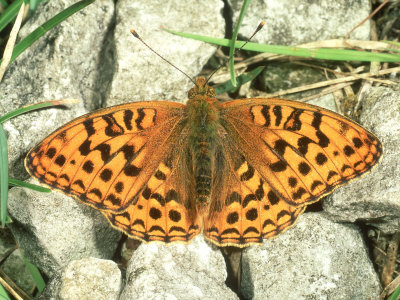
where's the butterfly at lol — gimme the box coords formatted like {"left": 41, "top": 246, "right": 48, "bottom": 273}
{"left": 25, "top": 76, "right": 383, "bottom": 247}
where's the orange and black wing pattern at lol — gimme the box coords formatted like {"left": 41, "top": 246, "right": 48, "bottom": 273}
{"left": 26, "top": 101, "right": 201, "bottom": 243}
{"left": 203, "top": 98, "right": 382, "bottom": 247}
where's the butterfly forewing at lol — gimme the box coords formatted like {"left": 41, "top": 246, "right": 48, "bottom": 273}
{"left": 26, "top": 101, "right": 186, "bottom": 212}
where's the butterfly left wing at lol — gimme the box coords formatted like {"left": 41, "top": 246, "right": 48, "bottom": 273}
{"left": 204, "top": 97, "right": 382, "bottom": 247}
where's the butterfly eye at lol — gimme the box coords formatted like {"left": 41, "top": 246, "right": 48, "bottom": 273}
{"left": 188, "top": 88, "right": 196, "bottom": 99}
{"left": 206, "top": 87, "right": 216, "bottom": 98}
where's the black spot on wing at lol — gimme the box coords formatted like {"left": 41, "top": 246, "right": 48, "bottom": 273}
{"left": 293, "top": 187, "right": 306, "bottom": 200}
{"left": 344, "top": 145, "right": 355, "bottom": 157}
{"left": 115, "top": 181, "right": 124, "bottom": 193}
{"left": 79, "top": 140, "right": 91, "bottom": 156}
{"left": 288, "top": 177, "right": 297, "bottom": 187}
{"left": 120, "top": 145, "right": 136, "bottom": 161}
{"left": 261, "top": 105, "right": 271, "bottom": 127}
{"left": 316, "top": 131, "right": 329, "bottom": 147}
{"left": 270, "top": 160, "right": 287, "bottom": 172}
{"left": 352, "top": 137, "right": 363, "bottom": 148}
{"left": 284, "top": 109, "right": 303, "bottom": 131}
{"left": 149, "top": 207, "right": 162, "bottom": 220}
{"left": 46, "top": 147, "right": 56, "bottom": 159}
{"left": 169, "top": 210, "right": 181, "bottom": 222}
{"left": 242, "top": 194, "right": 257, "bottom": 208}
{"left": 227, "top": 212, "right": 239, "bottom": 224}
{"left": 297, "top": 137, "right": 313, "bottom": 155}
{"left": 124, "top": 110, "right": 133, "bottom": 130}
{"left": 240, "top": 164, "right": 255, "bottom": 181}
{"left": 311, "top": 180, "right": 324, "bottom": 191}
{"left": 102, "top": 114, "right": 124, "bottom": 137}
{"left": 82, "top": 160, "right": 94, "bottom": 173}
{"left": 274, "top": 139, "right": 290, "bottom": 156}
{"left": 94, "top": 143, "right": 112, "bottom": 163}
{"left": 124, "top": 164, "right": 141, "bottom": 176}
{"left": 135, "top": 108, "right": 145, "bottom": 130}
{"left": 73, "top": 179, "right": 85, "bottom": 190}
{"left": 267, "top": 190, "right": 280, "bottom": 205}
{"left": 311, "top": 111, "right": 322, "bottom": 129}
{"left": 298, "top": 162, "right": 311, "bottom": 175}
{"left": 55, "top": 155, "right": 66, "bottom": 167}
{"left": 273, "top": 106, "right": 282, "bottom": 126}
{"left": 83, "top": 119, "right": 95, "bottom": 137}
{"left": 315, "top": 153, "right": 328, "bottom": 165}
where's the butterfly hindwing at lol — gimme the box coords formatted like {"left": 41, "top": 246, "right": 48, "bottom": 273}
{"left": 104, "top": 156, "right": 201, "bottom": 243}
{"left": 204, "top": 141, "right": 305, "bottom": 246}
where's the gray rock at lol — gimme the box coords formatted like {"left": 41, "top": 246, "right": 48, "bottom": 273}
{"left": 7, "top": 183, "right": 121, "bottom": 277}
{"left": 108, "top": 0, "right": 225, "bottom": 106}
{"left": 241, "top": 213, "right": 381, "bottom": 299}
{"left": 120, "top": 235, "right": 238, "bottom": 300}
{"left": 0, "top": 0, "right": 114, "bottom": 178}
{"left": 229, "top": 0, "right": 370, "bottom": 45}
{"left": 59, "top": 257, "right": 122, "bottom": 300}
{"left": 324, "top": 87, "right": 400, "bottom": 234}
{"left": 40, "top": 257, "right": 122, "bottom": 300}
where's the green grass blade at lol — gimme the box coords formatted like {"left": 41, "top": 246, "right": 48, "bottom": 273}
{"left": 214, "top": 66, "right": 264, "bottom": 94}
{"left": 229, "top": 0, "right": 251, "bottom": 87}
{"left": 0, "top": 0, "right": 9, "bottom": 9}
{"left": 0, "top": 124, "right": 8, "bottom": 227}
{"left": 29, "top": 0, "right": 45, "bottom": 12}
{"left": 389, "top": 284, "right": 400, "bottom": 300}
{"left": 0, "top": 283, "right": 10, "bottom": 300}
{"left": 23, "top": 256, "right": 45, "bottom": 293}
{"left": 0, "top": 0, "right": 95, "bottom": 65}
{"left": 0, "top": 0, "right": 23, "bottom": 33}
{"left": 165, "top": 31, "right": 400, "bottom": 63}
{"left": 0, "top": 99, "right": 77, "bottom": 124}
{"left": 9, "top": 178, "right": 50, "bottom": 193}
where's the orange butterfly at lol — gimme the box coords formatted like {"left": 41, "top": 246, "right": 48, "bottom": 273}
{"left": 25, "top": 76, "right": 382, "bottom": 247}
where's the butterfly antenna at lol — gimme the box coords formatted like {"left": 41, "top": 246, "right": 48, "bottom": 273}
{"left": 206, "top": 21, "right": 265, "bottom": 84}
{"left": 130, "top": 29, "right": 196, "bottom": 86}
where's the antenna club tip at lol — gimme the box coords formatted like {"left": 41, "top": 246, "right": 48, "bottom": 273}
{"left": 130, "top": 29, "right": 139, "bottom": 38}
{"left": 256, "top": 21, "right": 265, "bottom": 32}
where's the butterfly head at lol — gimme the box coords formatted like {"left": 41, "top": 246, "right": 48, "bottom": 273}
{"left": 188, "top": 77, "right": 216, "bottom": 99}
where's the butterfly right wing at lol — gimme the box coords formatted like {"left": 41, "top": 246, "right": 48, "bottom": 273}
{"left": 26, "top": 101, "right": 201, "bottom": 243}
{"left": 26, "top": 101, "right": 183, "bottom": 210}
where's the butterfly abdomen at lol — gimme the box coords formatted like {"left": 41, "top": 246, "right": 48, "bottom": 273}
{"left": 186, "top": 82, "right": 220, "bottom": 215}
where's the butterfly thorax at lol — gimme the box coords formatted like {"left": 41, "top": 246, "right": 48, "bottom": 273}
{"left": 186, "top": 77, "right": 219, "bottom": 216}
